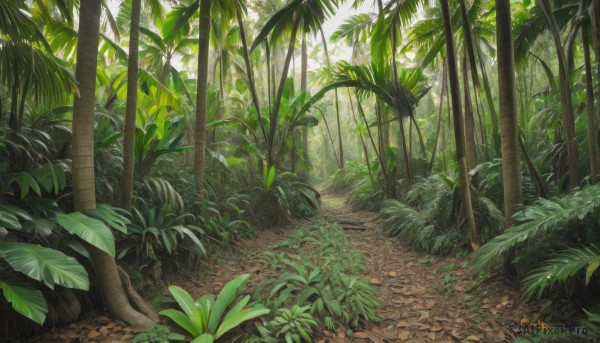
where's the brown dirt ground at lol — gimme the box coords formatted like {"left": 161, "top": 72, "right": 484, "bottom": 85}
{"left": 28, "top": 194, "right": 547, "bottom": 343}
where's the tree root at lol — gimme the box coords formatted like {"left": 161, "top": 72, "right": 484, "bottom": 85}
{"left": 117, "top": 265, "right": 159, "bottom": 322}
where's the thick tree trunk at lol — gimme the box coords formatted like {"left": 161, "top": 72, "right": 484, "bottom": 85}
{"left": 496, "top": 0, "right": 523, "bottom": 226}
{"left": 121, "top": 0, "right": 141, "bottom": 212}
{"left": 194, "top": 0, "right": 212, "bottom": 183}
{"left": 73, "top": 0, "right": 154, "bottom": 328}
{"left": 537, "top": 0, "right": 580, "bottom": 188}
{"left": 583, "top": 22, "right": 598, "bottom": 183}
{"left": 441, "top": 0, "right": 478, "bottom": 249}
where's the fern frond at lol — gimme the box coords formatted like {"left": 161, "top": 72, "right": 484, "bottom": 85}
{"left": 522, "top": 244, "right": 600, "bottom": 299}
{"left": 473, "top": 184, "right": 600, "bottom": 272}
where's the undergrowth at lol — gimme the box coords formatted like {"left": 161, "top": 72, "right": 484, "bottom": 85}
{"left": 248, "top": 218, "right": 380, "bottom": 340}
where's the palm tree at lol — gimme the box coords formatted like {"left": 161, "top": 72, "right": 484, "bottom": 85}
{"left": 251, "top": 0, "right": 337, "bottom": 168}
{"left": 496, "top": 0, "right": 522, "bottom": 225}
{"left": 440, "top": 0, "right": 477, "bottom": 249}
{"left": 535, "top": 0, "right": 580, "bottom": 188}
{"left": 71, "top": 0, "right": 154, "bottom": 328}
{"left": 121, "top": 0, "right": 141, "bottom": 212}
{"left": 194, "top": 0, "right": 212, "bottom": 184}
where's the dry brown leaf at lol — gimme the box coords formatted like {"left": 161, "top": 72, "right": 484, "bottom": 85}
{"left": 353, "top": 331, "right": 369, "bottom": 339}
{"left": 398, "top": 331, "right": 411, "bottom": 341}
{"left": 370, "top": 278, "right": 382, "bottom": 285}
{"left": 88, "top": 330, "right": 101, "bottom": 339}
{"left": 388, "top": 271, "right": 397, "bottom": 277}
{"left": 466, "top": 335, "right": 481, "bottom": 341}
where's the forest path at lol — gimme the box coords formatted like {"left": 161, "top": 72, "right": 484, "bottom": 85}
{"left": 30, "top": 194, "right": 537, "bottom": 343}
{"left": 320, "top": 193, "right": 532, "bottom": 343}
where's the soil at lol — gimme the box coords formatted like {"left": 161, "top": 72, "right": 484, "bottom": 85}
{"left": 27, "top": 193, "right": 544, "bottom": 342}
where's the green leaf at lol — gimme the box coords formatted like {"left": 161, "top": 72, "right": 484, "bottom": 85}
{"left": 208, "top": 274, "right": 250, "bottom": 332}
{"left": 0, "top": 271, "right": 48, "bottom": 325}
{"left": 57, "top": 212, "right": 115, "bottom": 256}
{"left": 0, "top": 242, "right": 89, "bottom": 290}
{"left": 168, "top": 285, "right": 204, "bottom": 330}
{"left": 160, "top": 309, "right": 201, "bottom": 337}
{"left": 587, "top": 262, "right": 599, "bottom": 286}
{"left": 83, "top": 204, "right": 130, "bottom": 234}
{"left": 191, "top": 334, "right": 214, "bottom": 343}
{"left": 214, "top": 305, "right": 270, "bottom": 338}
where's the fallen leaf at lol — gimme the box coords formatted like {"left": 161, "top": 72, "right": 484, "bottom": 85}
{"left": 370, "top": 278, "right": 382, "bottom": 285}
{"left": 430, "top": 324, "right": 443, "bottom": 332}
{"left": 88, "top": 330, "right": 101, "bottom": 339}
{"left": 428, "top": 332, "right": 436, "bottom": 340}
{"left": 418, "top": 311, "right": 430, "bottom": 322}
{"left": 398, "top": 331, "right": 411, "bottom": 341}
{"left": 466, "top": 335, "right": 481, "bottom": 341}
{"left": 388, "top": 271, "right": 397, "bottom": 277}
{"left": 353, "top": 331, "right": 369, "bottom": 339}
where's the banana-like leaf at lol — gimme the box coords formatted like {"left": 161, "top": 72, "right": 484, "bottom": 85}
{"left": 0, "top": 271, "right": 48, "bottom": 325}
{"left": 0, "top": 242, "right": 89, "bottom": 290}
{"left": 191, "top": 334, "right": 214, "bottom": 343}
{"left": 57, "top": 212, "right": 115, "bottom": 256}
{"left": 214, "top": 305, "right": 270, "bottom": 338}
{"left": 207, "top": 274, "right": 250, "bottom": 332}
{"left": 160, "top": 308, "right": 202, "bottom": 337}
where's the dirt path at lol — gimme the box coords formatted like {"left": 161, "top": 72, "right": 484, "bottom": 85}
{"left": 321, "top": 194, "right": 533, "bottom": 343}
{"left": 30, "top": 194, "right": 538, "bottom": 342}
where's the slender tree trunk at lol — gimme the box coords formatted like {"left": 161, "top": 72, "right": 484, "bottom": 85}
{"left": 583, "top": 21, "right": 598, "bottom": 183}
{"left": 315, "top": 107, "right": 340, "bottom": 168}
{"left": 430, "top": 59, "right": 448, "bottom": 170}
{"left": 236, "top": 2, "right": 268, "bottom": 147}
{"left": 121, "top": 0, "right": 141, "bottom": 212}
{"left": 476, "top": 43, "right": 500, "bottom": 154}
{"left": 300, "top": 35, "right": 309, "bottom": 165}
{"left": 537, "top": 0, "right": 580, "bottom": 188}
{"left": 268, "top": 19, "right": 300, "bottom": 167}
{"left": 441, "top": 0, "right": 477, "bottom": 249}
{"left": 462, "top": 54, "right": 478, "bottom": 169}
{"left": 496, "top": 0, "right": 523, "bottom": 226}
{"left": 194, "top": 0, "right": 212, "bottom": 184}
{"left": 73, "top": 0, "right": 153, "bottom": 328}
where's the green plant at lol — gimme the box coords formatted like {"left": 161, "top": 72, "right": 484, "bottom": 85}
{"left": 249, "top": 305, "right": 318, "bottom": 343}
{"left": 118, "top": 203, "right": 206, "bottom": 263}
{"left": 130, "top": 325, "right": 186, "bottom": 342}
{"left": 0, "top": 204, "right": 127, "bottom": 324}
{"left": 473, "top": 184, "right": 600, "bottom": 273}
{"left": 160, "top": 274, "right": 270, "bottom": 342}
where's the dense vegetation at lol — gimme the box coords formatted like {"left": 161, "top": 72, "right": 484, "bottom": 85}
{"left": 1, "top": 0, "right": 600, "bottom": 341}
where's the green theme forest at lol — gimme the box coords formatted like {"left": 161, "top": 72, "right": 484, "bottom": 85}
{"left": 1, "top": 0, "right": 600, "bottom": 342}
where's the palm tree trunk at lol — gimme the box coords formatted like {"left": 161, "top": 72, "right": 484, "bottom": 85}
{"left": 430, "top": 59, "right": 448, "bottom": 170}
{"left": 537, "top": 0, "right": 580, "bottom": 188}
{"left": 121, "top": 0, "right": 141, "bottom": 212}
{"left": 268, "top": 19, "right": 300, "bottom": 167}
{"left": 583, "top": 21, "right": 598, "bottom": 183}
{"left": 300, "top": 35, "right": 309, "bottom": 165}
{"left": 476, "top": 43, "right": 500, "bottom": 154}
{"left": 194, "top": 0, "right": 212, "bottom": 183}
{"left": 462, "top": 54, "right": 478, "bottom": 169}
{"left": 441, "top": 0, "right": 478, "bottom": 249}
{"left": 236, "top": 2, "right": 268, "bottom": 146}
{"left": 496, "top": 0, "right": 523, "bottom": 226}
{"left": 73, "top": 0, "right": 153, "bottom": 328}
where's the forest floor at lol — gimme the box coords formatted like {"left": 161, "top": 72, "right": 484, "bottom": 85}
{"left": 30, "top": 193, "right": 544, "bottom": 343}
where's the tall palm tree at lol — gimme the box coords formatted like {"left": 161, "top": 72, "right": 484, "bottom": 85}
{"left": 121, "top": 0, "right": 142, "bottom": 212}
{"left": 440, "top": 0, "right": 477, "bottom": 249}
{"left": 536, "top": 0, "right": 580, "bottom": 188}
{"left": 251, "top": 0, "right": 337, "bottom": 167}
{"left": 72, "top": 0, "right": 154, "bottom": 327}
{"left": 194, "top": 0, "right": 212, "bottom": 183}
{"left": 496, "top": 0, "right": 522, "bottom": 225}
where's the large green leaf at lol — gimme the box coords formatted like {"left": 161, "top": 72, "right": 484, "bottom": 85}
{"left": 57, "top": 212, "right": 115, "bottom": 256}
{"left": 167, "top": 285, "right": 204, "bottom": 331}
{"left": 191, "top": 334, "right": 214, "bottom": 343}
{"left": 214, "top": 305, "right": 270, "bottom": 338}
{"left": 0, "top": 242, "right": 89, "bottom": 290}
{"left": 0, "top": 271, "right": 48, "bottom": 325}
{"left": 207, "top": 274, "right": 249, "bottom": 332}
{"left": 159, "top": 309, "right": 202, "bottom": 337}
{"left": 83, "top": 204, "right": 130, "bottom": 234}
